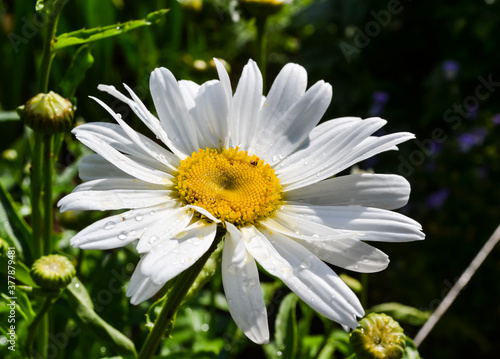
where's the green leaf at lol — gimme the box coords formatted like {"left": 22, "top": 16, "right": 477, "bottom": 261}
{"left": 369, "top": 302, "right": 431, "bottom": 326}
{"left": 317, "top": 330, "right": 351, "bottom": 359}
{"left": 157, "top": 351, "right": 218, "bottom": 359}
{"left": 0, "top": 255, "right": 37, "bottom": 287}
{"left": 0, "top": 181, "right": 33, "bottom": 262}
{"left": 58, "top": 45, "right": 95, "bottom": 98}
{"left": 64, "top": 277, "right": 137, "bottom": 356}
{"left": 403, "top": 338, "right": 423, "bottom": 359}
{"left": 52, "top": 9, "right": 170, "bottom": 51}
{"left": 275, "top": 292, "right": 298, "bottom": 359}
{"left": 0, "top": 111, "right": 20, "bottom": 122}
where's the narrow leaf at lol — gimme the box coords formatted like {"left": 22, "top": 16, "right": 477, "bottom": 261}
{"left": 52, "top": 9, "right": 169, "bottom": 51}
{"left": 0, "top": 255, "right": 37, "bottom": 287}
{"left": 0, "top": 181, "right": 32, "bottom": 261}
{"left": 58, "top": 45, "right": 94, "bottom": 98}
{"left": 64, "top": 277, "right": 137, "bottom": 356}
{"left": 275, "top": 293, "right": 298, "bottom": 359}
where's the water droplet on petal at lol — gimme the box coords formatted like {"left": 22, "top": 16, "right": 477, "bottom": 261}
{"left": 104, "top": 221, "right": 116, "bottom": 230}
{"left": 150, "top": 210, "right": 156, "bottom": 216}
{"left": 148, "top": 236, "right": 158, "bottom": 244}
{"left": 135, "top": 215, "right": 143, "bottom": 222}
{"left": 300, "top": 257, "right": 313, "bottom": 269}
{"left": 118, "top": 231, "right": 128, "bottom": 240}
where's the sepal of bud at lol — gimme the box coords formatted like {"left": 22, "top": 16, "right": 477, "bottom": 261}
{"left": 350, "top": 313, "right": 406, "bottom": 359}
{"left": 30, "top": 254, "right": 76, "bottom": 290}
{"left": 19, "top": 91, "right": 74, "bottom": 134}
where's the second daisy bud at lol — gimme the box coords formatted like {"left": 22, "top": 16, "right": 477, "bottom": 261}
{"left": 18, "top": 91, "right": 74, "bottom": 135}
{"left": 350, "top": 313, "right": 407, "bottom": 359}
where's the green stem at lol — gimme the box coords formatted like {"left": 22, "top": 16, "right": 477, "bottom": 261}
{"left": 31, "top": 133, "right": 44, "bottom": 260}
{"left": 38, "top": 1, "right": 64, "bottom": 93}
{"left": 43, "top": 135, "right": 54, "bottom": 254}
{"left": 138, "top": 231, "right": 225, "bottom": 359}
{"left": 26, "top": 297, "right": 53, "bottom": 358}
{"left": 255, "top": 16, "right": 268, "bottom": 92}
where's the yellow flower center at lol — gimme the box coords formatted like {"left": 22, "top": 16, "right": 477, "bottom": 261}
{"left": 174, "top": 147, "right": 282, "bottom": 225}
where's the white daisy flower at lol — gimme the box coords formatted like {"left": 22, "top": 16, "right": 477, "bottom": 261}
{"left": 59, "top": 59, "right": 424, "bottom": 344}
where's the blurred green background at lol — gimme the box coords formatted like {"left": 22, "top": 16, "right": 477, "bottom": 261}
{"left": 1, "top": 0, "right": 500, "bottom": 358}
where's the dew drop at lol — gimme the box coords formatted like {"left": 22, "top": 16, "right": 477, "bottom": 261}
{"left": 354, "top": 265, "right": 360, "bottom": 270}
{"left": 118, "top": 231, "right": 128, "bottom": 240}
{"left": 148, "top": 236, "right": 158, "bottom": 244}
{"left": 201, "top": 323, "right": 209, "bottom": 332}
{"left": 150, "top": 210, "right": 156, "bottom": 216}
{"left": 75, "top": 283, "right": 80, "bottom": 288}
{"left": 104, "top": 221, "right": 116, "bottom": 230}
{"left": 277, "top": 351, "right": 282, "bottom": 356}
{"left": 304, "top": 160, "right": 309, "bottom": 165}
{"left": 272, "top": 155, "right": 278, "bottom": 162}
{"left": 300, "top": 257, "right": 313, "bottom": 269}
{"left": 135, "top": 215, "right": 143, "bottom": 222}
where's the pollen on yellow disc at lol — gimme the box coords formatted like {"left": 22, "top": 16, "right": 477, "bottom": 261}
{"left": 174, "top": 147, "right": 282, "bottom": 225}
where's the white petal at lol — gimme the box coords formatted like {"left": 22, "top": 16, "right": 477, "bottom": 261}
{"left": 242, "top": 226, "right": 363, "bottom": 329}
{"left": 186, "top": 205, "right": 221, "bottom": 223}
{"left": 79, "top": 154, "right": 133, "bottom": 181}
{"left": 281, "top": 205, "right": 425, "bottom": 242}
{"left": 72, "top": 178, "right": 167, "bottom": 192}
{"left": 136, "top": 207, "right": 194, "bottom": 253}
{"left": 97, "top": 84, "right": 183, "bottom": 159}
{"left": 127, "top": 258, "right": 164, "bottom": 304}
{"left": 229, "top": 59, "right": 263, "bottom": 150}
{"left": 249, "top": 63, "right": 307, "bottom": 157}
{"left": 150, "top": 67, "right": 200, "bottom": 157}
{"left": 58, "top": 189, "right": 172, "bottom": 212}
{"left": 252, "top": 80, "right": 332, "bottom": 163}
{"left": 222, "top": 223, "right": 269, "bottom": 344}
{"left": 285, "top": 173, "right": 410, "bottom": 210}
{"left": 90, "top": 96, "right": 179, "bottom": 172}
{"left": 140, "top": 220, "right": 217, "bottom": 285}
{"left": 73, "top": 127, "right": 172, "bottom": 185}
{"left": 261, "top": 213, "right": 389, "bottom": 273}
{"left": 178, "top": 80, "right": 200, "bottom": 110}
{"left": 276, "top": 117, "right": 387, "bottom": 188}
{"left": 191, "top": 80, "right": 230, "bottom": 149}
{"left": 214, "top": 58, "right": 232, "bottom": 106}
{"left": 70, "top": 203, "right": 179, "bottom": 250}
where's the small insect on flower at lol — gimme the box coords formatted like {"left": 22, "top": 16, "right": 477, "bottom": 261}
{"left": 59, "top": 59, "right": 424, "bottom": 344}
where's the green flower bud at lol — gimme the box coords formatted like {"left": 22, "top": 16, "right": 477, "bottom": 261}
{"left": 350, "top": 313, "right": 406, "bottom": 359}
{"left": 239, "top": 0, "right": 290, "bottom": 18}
{"left": 30, "top": 255, "right": 76, "bottom": 290}
{"left": 18, "top": 91, "right": 74, "bottom": 134}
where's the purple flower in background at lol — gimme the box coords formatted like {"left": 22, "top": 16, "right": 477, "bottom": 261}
{"left": 457, "top": 128, "right": 488, "bottom": 152}
{"left": 442, "top": 60, "right": 460, "bottom": 81}
{"left": 492, "top": 114, "right": 500, "bottom": 126}
{"left": 427, "top": 188, "right": 449, "bottom": 210}
{"left": 369, "top": 91, "right": 390, "bottom": 116}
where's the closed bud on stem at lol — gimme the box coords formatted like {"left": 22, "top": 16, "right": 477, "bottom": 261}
{"left": 350, "top": 313, "right": 406, "bottom": 359}
{"left": 18, "top": 91, "right": 74, "bottom": 134}
{"left": 30, "top": 254, "right": 76, "bottom": 290}
{"left": 239, "top": 0, "right": 290, "bottom": 18}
